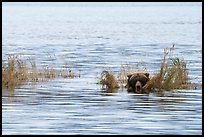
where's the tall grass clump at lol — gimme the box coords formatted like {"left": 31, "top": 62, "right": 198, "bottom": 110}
{"left": 144, "top": 44, "right": 189, "bottom": 91}
{"left": 98, "top": 44, "right": 191, "bottom": 92}
{"left": 2, "top": 55, "right": 29, "bottom": 89}
{"left": 2, "top": 54, "right": 80, "bottom": 90}
{"left": 99, "top": 70, "right": 119, "bottom": 91}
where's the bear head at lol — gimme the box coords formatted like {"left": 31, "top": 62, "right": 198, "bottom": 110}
{"left": 127, "top": 72, "right": 149, "bottom": 93}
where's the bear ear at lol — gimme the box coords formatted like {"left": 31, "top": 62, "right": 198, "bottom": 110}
{"left": 127, "top": 74, "right": 133, "bottom": 78}
{"left": 144, "top": 73, "right": 149, "bottom": 78}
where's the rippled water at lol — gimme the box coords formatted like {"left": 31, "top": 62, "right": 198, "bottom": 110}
{"left": 2, "top": 2, "right": 202, "bottom": 135}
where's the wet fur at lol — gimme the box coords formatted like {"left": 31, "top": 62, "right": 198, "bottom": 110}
{"left": 126, "top": 73, "right": 149, "bottom": 93}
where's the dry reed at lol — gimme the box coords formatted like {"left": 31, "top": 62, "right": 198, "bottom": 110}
{"left": 144, "top": 44, "right": 189, "bottom": 91}
{"left": 99, "top": 44, "right": 191, "bottom": 92}
{"left": 99, "top": 71, "right": 119, "bottom": 90}
{"left": 2, "top": 55, "right": 80, "bottom": 90}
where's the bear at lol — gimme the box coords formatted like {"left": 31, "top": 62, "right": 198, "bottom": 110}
{"left": 126, "top": 72, "right": 149, "bottom": 93}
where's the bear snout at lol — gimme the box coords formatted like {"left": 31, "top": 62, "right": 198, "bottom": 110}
{"left": 135, "top": 81, "right": 142, "bottom": 92}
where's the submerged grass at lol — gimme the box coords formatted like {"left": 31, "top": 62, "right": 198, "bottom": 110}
{"left": 99, "top": 44, "right": 192, "bottom": 92}
{"left": 2, "top": 55, "right": 80, "bottom": 90}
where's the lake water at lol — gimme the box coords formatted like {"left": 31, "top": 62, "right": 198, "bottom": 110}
{"left": 2, "top": 2, "right": 202, "bottom": 135}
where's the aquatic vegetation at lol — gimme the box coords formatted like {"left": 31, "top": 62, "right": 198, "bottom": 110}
{"left": 99, "top": 70, "right": 119, "bottom": 90}
{"left": 99, "top": 65, "right": 147, "bottom": 92}
{"left": 2, "top": 55, "right": 80, "bottom": 90}
{"left": 99, "top": 44, "right": 192, "bottom": 92}
{"left": 144, "top": 44, "right": 189, "bottom": 91}
{"left": 3, "top": 45, "right": 193, "bottom": 92}
{"left": 2, "top": 55, "right": 28, "bottom": 89}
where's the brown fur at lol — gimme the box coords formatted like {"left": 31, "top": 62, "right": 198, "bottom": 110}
{"left": 126, "top": 73, "right": 149, "bottom": 93}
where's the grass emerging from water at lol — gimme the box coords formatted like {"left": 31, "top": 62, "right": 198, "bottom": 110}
{"left": 2, "top": 55, "right": 80, "bottom": 90}
{"left": 99, "top": 63, "right": 147, "bottom": 91}
{"left": 3, "top": 44, "right": 194, "bottom": 92}
{"left": 100, "top": 70, "right": 119, "bottom": 90}
{"left": 99, "top": 44, "right": 192, "bottom": 92}
{"left": 144, "top": 44, "right": 189, "bottom": 91}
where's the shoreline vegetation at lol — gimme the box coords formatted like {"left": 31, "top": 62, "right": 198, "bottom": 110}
{"left": 2, "top": 44, "right": 196, "bottom": 92}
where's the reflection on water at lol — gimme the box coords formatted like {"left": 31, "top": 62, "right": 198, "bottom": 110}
{"left": 2, "top": 2, "right": 202, "bottom": 135}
